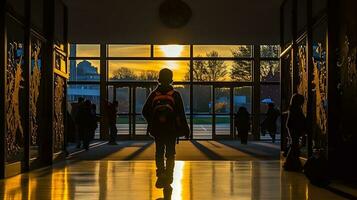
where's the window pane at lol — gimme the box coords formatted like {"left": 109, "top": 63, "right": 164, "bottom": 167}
{"left": 108, "top": 44, "right": 150, "bottom": 57}
{"left": 108, "top": 85, "right": 114, "bottom": 102}
{"left": 70, "top": 44, "right": 100, "bottom": 57}
{"left": 193, "top": 115, "right": 212, "bottom": 139}
{"left": 193, "top": 85, "right": 212, "bottom": 113}
{"left": 108, "top": 60, "right": 189, "bottom": 81}
{"left": 117, "top": 115, "right": 129, "bottom": 135}
{"left": 260, "top": 61, "right": 280, "bottom": 82}
{"left": 67, "top": 84, "right": 100, "bottom": 114}
{"left": 216, "top": 115, "right": 230, "bottom": 136}
{"left": 135, "top": 115, "right": 147, "bottom": 135}
{"left": 174, "top": 85, "right": 190, "bottom": 114}
{"left": 193, "top": 60, "right": 252, "bottom": 81}
{"left": 136, "top": 87, "right": 151, "bottom": 113}
{"left": 215, "top": 88, "right": 230, "bottom": 114}
{"left": 260, "top": 45, "right": 280, "bottom": 58}
{"left": 193, "top": 45, "right": 252, "bottom": 57}
{"left": 154, "top": 45, "right": 190, "bottom": 57}
{"left": 234, "top": 87, "right": 252, "bottom": 114}
{"left": 260, "top": 85, "right": 281, "bottom": 114}
{"left": 116, "top": 87, "right": 130, "bottom": 114}
{"left": 69, "top": 60, "right": 100, "bottom": 81}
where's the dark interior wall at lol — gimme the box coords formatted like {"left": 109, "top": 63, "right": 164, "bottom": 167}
{"left": 64, "top": 0, "right": 282, "bottom": 44}
{"left": 335, "top": 0, "right": 357, "bottom": 181}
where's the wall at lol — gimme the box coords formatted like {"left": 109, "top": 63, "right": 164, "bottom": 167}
{"left": 335, "top": 0, "right": 357, "bottom": 181}
{"left": 64, "top": 0, "right": 282, "bottom": 44}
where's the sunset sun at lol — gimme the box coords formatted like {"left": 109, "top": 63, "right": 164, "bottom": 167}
{"left": 160, "top": 45, "right": 184, "bottom": 57}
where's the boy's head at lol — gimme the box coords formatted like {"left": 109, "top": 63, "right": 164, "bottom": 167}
{"left": 158, "top": 68, "right": 173, "bottom": 85}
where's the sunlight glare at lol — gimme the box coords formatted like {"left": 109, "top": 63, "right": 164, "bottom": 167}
{"left": 160, "top": 45, "right": 184, "bottom": 57}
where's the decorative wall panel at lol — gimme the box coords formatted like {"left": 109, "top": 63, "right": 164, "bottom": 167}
{"left": 29, "top": 36, "right": 45, "bottom": 161}
{"left": 297, "top": 39, "right": 308, "bottom": 114}
{"left": 5, "top": 18, "right": 25, "bottom": 163}
{"left": 6, "top": 43, "right": 24, "bottom": 161}
{"left": 30, "top": 38, "right": 42, "bottom": 146}
{"left": 53, "top": 75, "right": 65, "bottom": 153}
{"left": 312, "top": 35, "right": 328, "bottom": 149}
{"left": 338, "top": 20, "right": 357, "bottom": 145}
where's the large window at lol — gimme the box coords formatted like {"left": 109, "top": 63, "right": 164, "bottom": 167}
{"left": 68, "top": 44, "right": 280, "bottom": 140}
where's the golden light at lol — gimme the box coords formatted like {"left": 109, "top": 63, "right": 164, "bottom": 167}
{"left": 160, "top": 45, "right": 184, "bottom": 57}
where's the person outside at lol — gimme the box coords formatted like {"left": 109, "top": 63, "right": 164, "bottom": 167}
{"left": 142, "top": 68, "right": 190, "bottom": 189}
{"left": 234, "top": 107, "right": 250, "bottom": 144}
{"left": 107, "top": 100, "right": 118, "bottom": 145}
{"left": 75, "top": 100, "right": 93, "bottom": 150}
{"left": 261, "top": 103, "right": 280, "bottom": 143}
{"left": 71, "top": 97, "right": 84, "bottom": 148}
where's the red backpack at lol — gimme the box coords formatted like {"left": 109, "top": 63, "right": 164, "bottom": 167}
{"left": 151, "top": 90, "right": 176, "bottom": 134}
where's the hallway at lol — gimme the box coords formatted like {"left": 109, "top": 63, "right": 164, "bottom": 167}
{"left": 0, "top": 141, "right": 346, "bottom": 200}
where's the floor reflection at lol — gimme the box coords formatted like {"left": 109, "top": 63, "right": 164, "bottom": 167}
{"left": 0, "top": 161, "right": 344, "bottom": 200}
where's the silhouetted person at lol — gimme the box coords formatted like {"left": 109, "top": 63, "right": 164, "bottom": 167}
{"left": 261, "top": 103, "right": 280, "bottom": 143}
{"left": 142, "top": 68, "right": 189, "bottom": 189}
{"left": 234, "top": 107, "right": 250, "bottom": 144}
{"left": 90, "top": 103, "right": 98, "bottom": 141}
{"left": 107, "top": 100, "right": 118, "bottom": 145}
{"left": 71, "top": 97, "right": 84, "bottom": 148}
{"left": 66, "top": 109, "right": 76, "bottom": 143}
{"left": 76, "top": 100, "right": 93, "bottom": 150}
{"left": 283, "top": 94, "right": 307, "bottom": 172}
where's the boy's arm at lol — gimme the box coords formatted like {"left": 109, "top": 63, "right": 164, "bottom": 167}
{"left": 175, "top": 92, "right": 190, "bottom": 138}
{"left": 142, "top": 92, "right": 154, "bottom": 122}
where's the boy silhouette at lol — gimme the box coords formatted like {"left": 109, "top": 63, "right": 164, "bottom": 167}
{"left": 142, "top": 68, "right": 189, "bottom": 188}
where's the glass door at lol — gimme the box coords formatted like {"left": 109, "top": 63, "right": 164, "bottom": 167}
{"left": 214, "top": 87, "right": 232, "bottom": 138}
{"left": 193, "top": 85, "right": 213, "bottom": 139}
{"left": 233, "top": 86, "right": 253, "bottom": 138}
{"left": 134, "top": 86, "right": 152, "bottom": 136}
{"left": 108, "top": 85, "right": 131, "bottom": 137}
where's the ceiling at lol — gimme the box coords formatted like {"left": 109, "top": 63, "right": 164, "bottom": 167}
{"left": 64, "top": 0, "right": 283, "bottom": 44}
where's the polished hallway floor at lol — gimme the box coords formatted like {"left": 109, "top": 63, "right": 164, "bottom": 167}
{"left": 68, "top": 140, "right": 280, "bottom": 161}
{"left": 0, "top": 141, "right": 347, "bottom": 199}
{"left": 0, "top": 160, "right": 345, "bottom": 200}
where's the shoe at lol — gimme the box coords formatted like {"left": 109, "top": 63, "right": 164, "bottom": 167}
{"left": 155, "top": 176, "right": 167, "bottom": 189}
{"left": 163, "top": 185, "right": 173, "bottom": 200}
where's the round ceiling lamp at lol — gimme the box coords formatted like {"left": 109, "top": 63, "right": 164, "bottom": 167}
{"left": 159, "top": 0, "right": 192, "bottom": 28}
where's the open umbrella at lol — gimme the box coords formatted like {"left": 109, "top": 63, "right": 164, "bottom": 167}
{"left": 261, "top": 98, "right": 274, "bottom": 104}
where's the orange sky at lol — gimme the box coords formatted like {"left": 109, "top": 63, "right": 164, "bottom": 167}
{"left": 73, "top": 45, "right": 251, "bottom": 81}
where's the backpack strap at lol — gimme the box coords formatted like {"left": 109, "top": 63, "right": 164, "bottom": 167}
{"left": 152, "top": 89, "right": 175, "bottom": 106}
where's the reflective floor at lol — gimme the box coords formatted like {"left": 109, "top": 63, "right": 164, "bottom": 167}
{"left": 0, "top": 160, "right": 345, "bottom": 200}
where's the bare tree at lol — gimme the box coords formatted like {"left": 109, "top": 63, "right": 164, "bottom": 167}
{"left": 205, "top": 51, "right": 227, "bottom": 81}
{"left": 111, "top": 67, "right": 137, "bottom": 80}
{"left": 191, "top": 58, "right": 207, "bottom": 81}
{"left": 139, "top": 70, "right": 159, "bottom": 80}
{"left": 231, "top": 46, "right": 252, "bottom": 81}
{"left": 260, "top": 45, "right": 280, "bottom": 81}
{"left": 185, "top": 51, "right": 227, "bottom": 81}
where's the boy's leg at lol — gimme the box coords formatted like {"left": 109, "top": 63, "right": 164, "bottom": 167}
{"left": 109, "top": 123, "right": 118, "bottom": 144}
{"left": 165, "top": 138, "right": 177, "bottom": 184}
{"left": 155, "top": 138, "right": 165, "bottom": 177}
